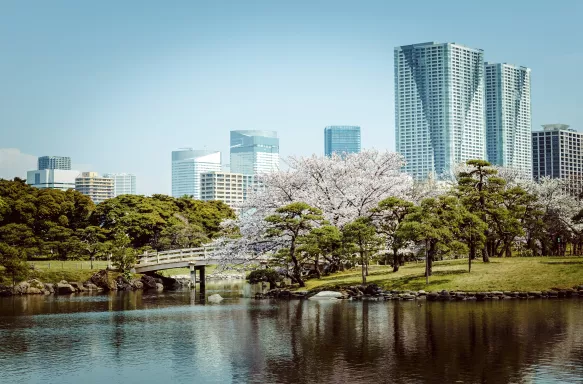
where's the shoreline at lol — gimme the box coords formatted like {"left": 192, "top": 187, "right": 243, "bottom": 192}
{"left": 257, "top": 283, "right": 583, "bottom": 301}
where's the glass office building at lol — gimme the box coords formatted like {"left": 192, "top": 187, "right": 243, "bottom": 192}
{"left": 230, "top": 130, "right": 279, "bottom": 175}
{"left": 395, "top": 42, "right": 486, "bottom": 179}
{"left": 486, "top": 63, "right": 532, "bottom": 178}
{"left": 324, "top": 126, "right": 361, "bottom": 157}
{"left": 103, "top": 173, "right": 137, "bottom": 196}
{"left": 171, "top": 149, "right": 221, "bottom": 199}
{"left": 38, "top": 156, "right": 71, "bottom": 170}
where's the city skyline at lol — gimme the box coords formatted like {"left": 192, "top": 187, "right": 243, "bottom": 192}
{"left": 0, "top": 1, "right": 581, "bottom": 194}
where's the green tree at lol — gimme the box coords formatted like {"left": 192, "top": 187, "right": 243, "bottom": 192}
{"left": 109, "top": 231, "right": 137, "bottom": 277}
{"left": 343, "top": 217, "right": 382, "bottom": 284}
{"left": 371, "top": 197, "right": 417, "bottom": 272}
{"left": 265, "top": 202, "right": 325, "bottom": 287}
{"left": 398, "top": 196, "right": 467, "bottom": 279}
{"left": 246, "top": 269, "right": 282, "bottom": 289}
{"left": 297, "top": 225, "right": 343, "bottom": 278}
{"left": 457, "top": 160, "right": 500, "bottom": 262}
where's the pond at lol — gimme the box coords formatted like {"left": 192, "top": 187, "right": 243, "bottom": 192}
{"left": 1, "top": 282, "right": 582, "bottom": 383}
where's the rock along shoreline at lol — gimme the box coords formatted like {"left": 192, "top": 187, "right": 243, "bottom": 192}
{"left": 255, "top": 283, "right": 583, "bottom": 301}
{"left": 0, "top": 270, "right": 185, "bottom": 297}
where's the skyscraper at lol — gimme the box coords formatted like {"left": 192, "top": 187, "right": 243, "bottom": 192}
{"left": 532, "top": 124, "right": 583, "bottom": 196}
{"left": 38, "top": 156, "right": 71, "bottom": 170}
{"left": 395, "top": 42, "right": 486, "bottom": 179}
{"left": 486, "top": 63, "right": 532, "bottom": 178}
{"left": 171, "top": 149, "right": 221, "bottom": 198}
{"left": 324, "top": 126, "right": 361, "bottom": 157}
{"left": 103, "top": 173, "right": 137, "bottom": 196}
{"left": 230, "top": 130, "right": 279, "bottom": 175}
{"left": 75, "top": 172, "right": 114, "bottom": 204}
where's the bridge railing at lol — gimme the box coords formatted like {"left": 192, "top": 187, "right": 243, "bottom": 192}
{"left": 137, "top": 246, "right": 215, "bottom": 265}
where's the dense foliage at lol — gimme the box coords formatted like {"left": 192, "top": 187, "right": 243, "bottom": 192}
{"left": 212, "top": 151, "right": 583, "bottom": 285}
{"left": 0, "top": 179, "right": 234, "bottom": 278}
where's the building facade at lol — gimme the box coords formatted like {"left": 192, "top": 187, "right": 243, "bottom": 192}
{"left": 324, "top": 126, "right": 361, "bottom": 157}
{"left": 230, "top": 130, "right": 279, "bottom": 175}
{"left": 171, "top": 149, "right": 221, "bottom": 199}
{"left": 532, "top": 124, "right": 583, "bottom": 195}
{"left": 395, "top": 42, "right": 486, "bottom": 179}
{"left": 486, "top": 63, "right": 532, "bottom": 178}
{"left": 26, "top": 169, "right": 79, "bottom": 191}
{"left": 103, "top": 173, "right": 137, "bottom": 196}
{"left": 75, "top": 172, "right": 114, "bottom": 204}
{"left": 38, "top": 156, "right": 71, "bottom": 170}
{"left": 200, "top": 171, "right": 255, "bottom": 212}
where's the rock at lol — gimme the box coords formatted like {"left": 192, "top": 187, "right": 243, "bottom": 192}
{"left": 56, "top": 283, "right": 75, "bottom": 294}
{"left": 565, "top": 289, "right": 575, "bottom": 298}
{"left": 69, "top": 282, "right": 87, "bottom": 292}
{"left": 364, "top": 284, "right": 381, "bottom": 296}
{"left": 417, "top": 290, "right": 427, "bottom": 296}
{"left": 115, "top": 276, "right": 132, "bottom": 291}
{"left": 476, "top": 292, "right": 487, "bottom": 301}
{"left": 558, "top": 290, "right": 566, "bottom": 298}
{"left": 83, "top": 283, "right": 100, "bottom": 291}
{"left": 400, "top": 294, "right": 416, "bottom": 300}
{"left": 548, "top": 291, "right": 559, "bottom": 298}
{"left": 427, "top": 292, "right": 439, "bottom": 301}
{"left": 26, "top": 287, "right": 42, "bottom": 294}
{"left": 208, "top": 294, "right": 224, "bottom": 303}
{"left": 146, "top": 273, "right": 180, "bottom": 290}
{"left": 13, "top": 282, "right": 29, "bottom": 295}
{"left": 90, "top": 270, "right": 117, "bottom": 291}
{"left": 310, "top": 291, "right": 344, "bottom": 299}
{"left": 528, "top": 291, "right": 542, "bottom": 298}
{"left": 155, "top": 283, "right": 164, "bottom": 291}
{"left": 576, "top": 285, "right": 583, "bottom": 291}
{"left": 44, "top": 283, "right": 55, "bottom": 294}
{"left": 131, "top": 280, "right": 144, "bottom": 290}
{"left": 491, "top": 291, "right": 504, "bottom": 296}
{"left": 28, "top": 279, "right": 44, "bottom": 290}
{"left": 141, "top": 275, "right": 158, "bottom": 290}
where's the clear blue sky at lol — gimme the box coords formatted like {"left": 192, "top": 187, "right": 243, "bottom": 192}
{"left": 1, "top": 0, "right": 581, "bottom": 195}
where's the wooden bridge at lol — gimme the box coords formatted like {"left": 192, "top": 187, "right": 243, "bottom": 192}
{"left": 134, "top": 246, "right": 269, "bottom": 289}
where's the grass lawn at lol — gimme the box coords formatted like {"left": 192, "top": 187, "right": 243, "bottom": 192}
{"left": 1, "top": 260, "right": 123, "bottom": 285}
{"left": 301, "top": 257, "right": 583, "bottom": 292}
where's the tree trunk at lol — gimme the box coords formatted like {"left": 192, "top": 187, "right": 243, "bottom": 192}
{"left": 289, "top": 240, "right": 305, "bottom": 287}
{"left": 504, "top": 243, "right": 512, "bottom": 258}
{"left": 392, "top": 249, "right": 400, "bottom": 272}
{"left": 314, "top": 257, "right": 321, "bottom": 279}
{"left": 482, "top": 239, "right": 491, "bottom": 263}
{"left": 360, "top": 251, "right": 366, "bottom": 284}
{"left": 427, "top": 242, "right": 435, "bottom": 277}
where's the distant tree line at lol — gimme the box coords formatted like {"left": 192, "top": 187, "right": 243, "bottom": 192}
{"left": 0, "top": 178, "right": 234, "bottom": 282}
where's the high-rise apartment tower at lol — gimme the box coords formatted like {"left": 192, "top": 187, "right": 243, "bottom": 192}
{"left": 75, "top": 172, "right": 114, "bottom": 204}
{"left": 485, "top": 63, "right": 532, "bottom": 178}
{"left": 532, "top": 124, "right": 583, "bottom": 196}
{"left": 395, "top": 42, "right": 486, "bottom": 179}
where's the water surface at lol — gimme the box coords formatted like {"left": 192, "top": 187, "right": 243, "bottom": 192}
{"left": 1, "top": 283, "right": 583, "bottom": 384}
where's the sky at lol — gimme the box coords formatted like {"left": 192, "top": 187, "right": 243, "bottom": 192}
{"left": 0, "top": 0, "right": 581, "bottom": 195}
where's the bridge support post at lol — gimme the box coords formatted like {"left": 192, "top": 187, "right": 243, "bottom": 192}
{"left": 190, "top": 264, "right": 197, "bottom": 287}
{"left": 199, "top": 266, "right": 205, "bottom": 292}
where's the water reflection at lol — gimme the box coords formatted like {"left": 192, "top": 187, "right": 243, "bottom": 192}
{"left": 1, "top": 286, "right": 582, "bottom": 384}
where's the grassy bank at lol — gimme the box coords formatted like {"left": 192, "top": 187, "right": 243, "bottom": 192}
{"left": 1, "top": 261, "right": 122, "bottom": 285}
{"left": 301, "top": 257, "right": 583, "bottom": 292}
